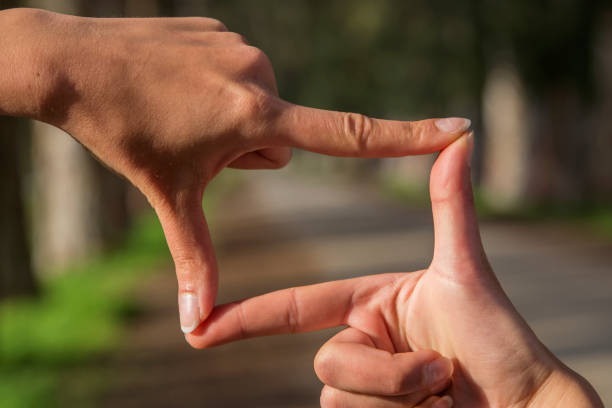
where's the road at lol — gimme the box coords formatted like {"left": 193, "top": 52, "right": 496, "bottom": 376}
{"left": 100, "top": 169, "right": 612, "bottom": 407}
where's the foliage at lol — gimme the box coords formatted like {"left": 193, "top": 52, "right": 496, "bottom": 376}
{"left": 381, "top": 175, "right": 430, "bottom": 207}
{"left": 0, "top": 169, "right": 240, "bottom": 407}
{"left": 0, "top": 212, "right": 169, "bottom": 407}
{"left": 382, "top": 175, "right": 612, "bottom": 240}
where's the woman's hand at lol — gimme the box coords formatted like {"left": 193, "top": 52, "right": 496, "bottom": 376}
{"left": 0, "top": 8, "right": 471, "bottom": 333}
{"left": 185, "top": 134, "right": 603, "bottom": 407}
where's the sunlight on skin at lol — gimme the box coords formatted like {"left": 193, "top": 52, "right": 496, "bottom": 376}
{"left": 0, "top": 8, "right": 602, "bottom": 407}
{"left": 187, "top": 135, "right": 603, "bottom": 408}
{"left": 0, "top": 8, "right": 471, "bottom": 334}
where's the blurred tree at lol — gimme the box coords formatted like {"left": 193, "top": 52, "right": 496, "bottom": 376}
{"left": 27, "top": 0, "right": 101, "bottom": 274}
{"left": 0, "top": 0, "right": 37, "bottom": 301}
{"left": 481, "top": 59, "right": 530, "bottom": 210}
{"left": 0, "top": 117, "right": 38, "bottom": 299}
{"left": 28, "top": 0, "right": 135, "bottom": 275}
{"left": 2, "top": 0, "right": 609, "bottom": 284}
{"left": 478, "top": 0, "right": 609, "bottom": 205}
{"left": 590, "top": 8, "right": 612, "bottom": 202}
{"left": 203, "top": 0, "right": 484, "bottom": 178}
{"left": 30, "top": 122, "right": 103, "bottom": 273}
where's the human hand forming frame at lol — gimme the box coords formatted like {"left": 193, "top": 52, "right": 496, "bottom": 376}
{"left": 1, "top": 9, "right": 602, "bottom": 406}
{"left": 0, "top": 8, "right": 470, "bottom": 333}
{"left": 186, "top": 134, "right": 603, "bottom": 407}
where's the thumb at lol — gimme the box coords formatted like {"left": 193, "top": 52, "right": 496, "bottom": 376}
{"left": 153, "top": 189, "right": 218, "bottom": 334}
{"left": 430, "top": 132, "right": 487, "bottom": 274}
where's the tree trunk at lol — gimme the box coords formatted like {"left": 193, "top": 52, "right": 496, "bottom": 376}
{"left": 481, "top": 60, "right": 530, "bottom": 210}
{"left": 0, "top": 117, "right": 38, "bottom": 299}
{"left": 28, "top": 0, "right": 136, "bottom": 274}
{"left": 529, "top": 87, "right": 588, "bottom": 203}
{"left": 590, "top": 9, "right": 612, "bottom": 201}
{"left": 31, "top": 121, "right": 103, "bottom": 273}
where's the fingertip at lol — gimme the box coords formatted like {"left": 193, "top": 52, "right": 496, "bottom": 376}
{"left": 430, "top": 131, "right": 474, "bottom": 204}
{"left": 184, "top": 332, "right": 206, "bottom": 349}
{"left": 179, "top": 292, "right": 201, "bottom": 334}
{"left": 465, "top": 130, "right": 474, "bottom": 167}
{"left": 405, "top": 118, "right": 472, "bottom": 158}
{"left": 181, "top": 323, "right": 199, "bottom": 335}
{"left": 425, "top": 356, "right": 454, "bottom": 392}
{"left": 177, "top": 274, "right": 216, "bottom": 335}
{"left": 319, "top": 385, "right": 336, "bottom": 407}
{"left": 432, "top": 395, "right": 454, "bottom": 408}
{"left": 273, "top": 103, "right": 474, "bottom": 157}
{"left": 430, "top": 130, "right": 488, "bottom": 278}
{"left": 314, "top": 344, "right": 339, "bottom": 384}
{"left": 183, "top": 316, "right": 216, "bottom": 349}
{"left": 434, "top": 117, "right": 472, "bottom": 134}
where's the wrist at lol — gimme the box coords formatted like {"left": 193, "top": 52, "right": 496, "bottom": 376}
{"left": 0, "top": 8, "right": 67, "bottom": 121}
{"left": 527, "top": 364, "right": 603, "bottom": 408}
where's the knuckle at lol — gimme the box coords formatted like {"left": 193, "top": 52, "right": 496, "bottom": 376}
{"left": 342, "top": 112, "right": 373, "bottom": 153}
{"left": 173, "top": 254, "right": 201, "bottom": 281}
{"left": 313, "top": 347, "right": 335, "bottom": 383}
{"left": 415, "top": 395, "right": 440, "bottom": 408}
{"left": 319, "top": 386, "right": 339, "bottom": 408}
{"left": 410, "top": 122, "right": 425, "bottom": 149}
{"left": 183, "top": 17, "right": 227, "bottom": 31}
{"left": 286, "top": 287, "right": 299, "bottom": 333}
{"left": 236, "top": 90, "right": 267, "bottom": 121}
{"left": 429, "top": 188, "right": 451, "bottom": 205}
{"left": 429, "top": 167, "right": 465, "bottom": 205}
{"left": 236, "top": 302, "right": 248, "bottom": 340}
{"left": 206, "top": 17, "right": 228, "bottom": 31}
{"left": 266, "top": 157, "right": 290, "bottom": 170}
{"left": 238, "top": 45, "right": 272, "bottom": 72}
{"left": 225, "top": 32, "right": 249, "bottom": 44}
{"left": 384, "top": 367, "right": 410, "bottom": 395}
{"left": 235, "top": 89, "right": 280, "bottom": 131}
{"left": 212, "top": 20, "right": 229, "bottom": 32}
{"left": 271, "top": 149, "right": 292, "bottom": 169}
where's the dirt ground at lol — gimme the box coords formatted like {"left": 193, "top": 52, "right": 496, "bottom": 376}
{"left": 99, "top": 169, "right": 612, "bottom": 407}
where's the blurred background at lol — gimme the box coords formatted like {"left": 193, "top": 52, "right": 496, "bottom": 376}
{"left": 1, "top": 0, "right": 611, "bottom": 407}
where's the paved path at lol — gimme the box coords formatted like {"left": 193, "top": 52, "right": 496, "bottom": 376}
{"left": 101, "top": 169, "right": 612, "bottom": 407}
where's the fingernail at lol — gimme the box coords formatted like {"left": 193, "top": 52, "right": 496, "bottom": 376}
{"left": 465, "top": 131, "right": 474, "bottom": 166}
{"left": 435, "top": 117, "right": 471, "bottom": 133}
{"left": 179, "top": 293, "right": 200, "bottom": 334}
{"left": 426, "top": 357, "right": 453, "bottom": 389}
{"left": 433, "top": 395, "right": 454, "bottom": 408}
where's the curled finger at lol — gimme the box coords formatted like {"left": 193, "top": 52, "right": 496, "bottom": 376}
{"left": 320, "top": 386, "right": 453, "bottom": 408}
{"left": 315, "top": 328, "right": 453, "bottom": 396}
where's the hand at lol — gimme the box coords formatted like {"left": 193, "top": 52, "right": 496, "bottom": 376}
{"left": 185, "top": 134, "right": 603, "bottom": 407}
{"left": 0, "top": 8, "right": 471, "bottom": 332}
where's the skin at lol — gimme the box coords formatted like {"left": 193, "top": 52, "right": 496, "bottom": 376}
{"left": 0, "top": 8, "right": 471, "bottom": 333}
{"left": 0, "top": 8, "right": 602, "bottom": 407}
{"left": 186, "top": 135, "right": 603, "bottom": 407}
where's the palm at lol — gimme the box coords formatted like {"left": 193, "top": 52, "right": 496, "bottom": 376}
{"left": 186, "top": 135, "right": 554, "bottom": 407}
{"left": 401, "top": 264, "right": 551, "bottom": 407}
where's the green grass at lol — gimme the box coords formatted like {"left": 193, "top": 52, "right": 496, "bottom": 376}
{"left": 381, "top": 176, "right": 430, "bottom": 207}
{"left": 587, "top": 209, "right": 612, "bottom": 238}
{"left": 0, "top": 212, "right": 169, "bottom": 407}
{"left": 471, "top": 187, "right": 612, "bottom": 239}
{"left": 0, "top": 169, "right": 241, "bottom": 408}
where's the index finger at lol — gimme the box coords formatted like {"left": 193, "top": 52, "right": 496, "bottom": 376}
{"left": 269, "top": 103, "right": 471, "bottom": 158}
{"left": 315, "top": 328, "right": 452, "bottom": 396}
{"left": 185, "top": 273, "right": 402, "bottom": 349}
